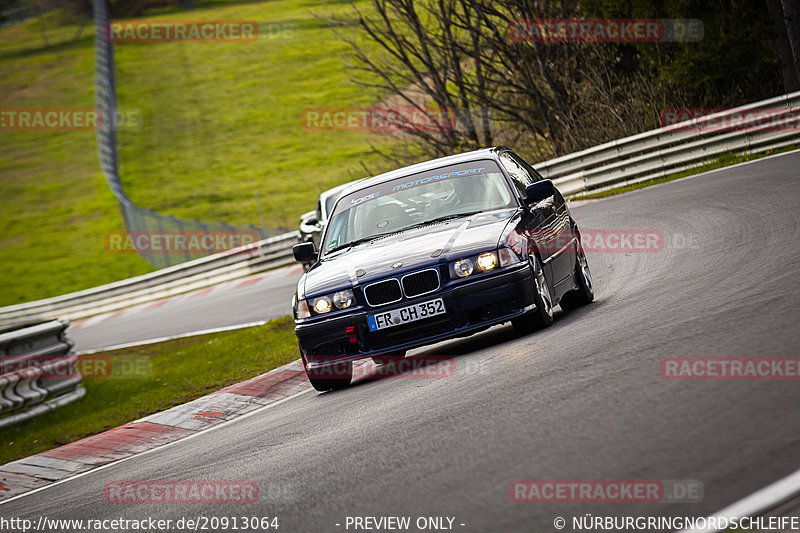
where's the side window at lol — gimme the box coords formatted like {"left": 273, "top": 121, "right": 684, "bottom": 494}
{"left": 516, "top": 154, "right": 544, "bottom": 182}
{"left": 529, "top": 166, "right": 545, "bottom": 182}
{"left": 499, "top": 152, "right": 534, "bottom": 197}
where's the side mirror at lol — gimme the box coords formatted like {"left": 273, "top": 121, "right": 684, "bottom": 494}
{"left": 524, "top": 180, "right": 556, "bottom": 206}
{"left": 293, "top": 242, "right": 317, "bottom": 263}
{"left": 304, "top": 216, "right": 319, "bottom": 227}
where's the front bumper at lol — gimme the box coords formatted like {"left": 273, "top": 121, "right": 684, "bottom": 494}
{"left": 295, "top": 265, "right": 535, "bottom": 370}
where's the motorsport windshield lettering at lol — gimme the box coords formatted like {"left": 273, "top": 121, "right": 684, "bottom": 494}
{"left": 391, "top": 166, "right": 486, "bottom": 192}
{"left": 337, "top": 163, "right": 493, "bottom": 213}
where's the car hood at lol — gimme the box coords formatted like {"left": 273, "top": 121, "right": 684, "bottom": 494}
{"left": 299, "top": 208, "right": 519, "bottom": 297}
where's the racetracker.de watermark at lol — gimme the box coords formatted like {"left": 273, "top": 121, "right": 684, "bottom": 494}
{"left": 509, "top": 479, "right": 703, "bottom": 503}
{"left": 660, "top": 108, "right": 800, "bottom": 133}
{"left": 105, "top": 230, "right": 260, "bottom": 255}
{"left": 106, "top": 20, "right": 258, "bottom": 42}
{"left": 509, "top": 18, "right": 704, "bottom": 43}
{"left": 302, "top": 107, "right": 470, "bottom": 132}
{"left": 661, "top": 357, "right": 800, "bottom": 380}
{"left": 358, "top": 356, "right": 455, "bottom": 380}
{"left": 0, "top": 354, "right": 150, "bottom": 380}
{"left": 507, "top": 228, "right": 664, "bottom": 254}
{"left": 104, "top": 480, "right": 259, "bottom": 504}
{"left": 312, "top": 356, "right": 456, "bottom": 380}
{"left": 1, "top": 108, "right": 141, "bottom": 131}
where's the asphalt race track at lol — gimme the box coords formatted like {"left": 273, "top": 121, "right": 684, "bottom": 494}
{"left": 68, "top": 266, "right": 303, "bottom": 352}
{"left": 6, "top": 152, "right": 800, "bottom": 531}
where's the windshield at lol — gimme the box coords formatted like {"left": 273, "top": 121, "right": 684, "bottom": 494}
{"left": 321, "top": 160, "right": 515, "bottom": 255}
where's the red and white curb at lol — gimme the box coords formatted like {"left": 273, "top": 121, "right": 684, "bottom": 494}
{"left": 0, "top": 359, "right": 310, "bottom": 503}
{"left": 1, "top": 352, "right": 456, "bottom": 504}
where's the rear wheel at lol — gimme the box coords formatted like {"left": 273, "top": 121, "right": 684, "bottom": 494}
{"left": 512, "top": 254, "right": 554, "bottom": 335}
{"left": 560, "top": 239, "right": 594, "bottom": 311}
{"left": 300, "top": 348, "right": 352, "bottom": 391}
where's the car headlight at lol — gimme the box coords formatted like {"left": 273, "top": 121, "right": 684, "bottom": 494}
{"left": 313, "top": 296, "right": 332, "bottom": 314}
{"left": 296, "top": 299, "right": 311, "bottom": 319}
{"left": 450, "top": 249, "right": 516, "bottom": 280}
{"left": 453, "top": 258, "right": 474, "bottom": 278}
{"left": 298, "top": 288, "right": 357, "bottom": 318}
{"left": 476, "top": 251, "right": 498, "bottom": 272}
{"left": 333, "top": 289, "right": 354, "bottom": 309}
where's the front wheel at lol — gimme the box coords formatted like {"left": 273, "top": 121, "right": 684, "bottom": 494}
{"left": 560, "top": 239, "right": 594, "bottom": 311}
{"left": 300, "top": 348, "right": 352, "bottom": 391}
{"left": 512, "top": 254, "right": 554, "bottom": 335}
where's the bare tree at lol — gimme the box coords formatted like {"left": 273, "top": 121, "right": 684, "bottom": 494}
{"left": 767, "top": 0, "right": 800, "bottom": 92}
{"left": 780, "top": 0, "right": 800, "bottom": 90}
{"left": 332, "top": 0, "right": 497, "bottom": 161}
{"left": 336, "top": 0, "right": 657, "bottom": 160}
{"left": 335, "top": 0, "right": 781, "bottom": 163}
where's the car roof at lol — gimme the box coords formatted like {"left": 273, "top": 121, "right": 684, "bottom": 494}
{"left": 335, "top": 146, "right": 507, "bottom": 198}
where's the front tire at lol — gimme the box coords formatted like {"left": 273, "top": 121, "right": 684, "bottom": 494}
{"left": 512, "top": 254, "right": 554, "bottom": 335}
{"left": 300, "top": 348, "right": 352, "bottom": 391}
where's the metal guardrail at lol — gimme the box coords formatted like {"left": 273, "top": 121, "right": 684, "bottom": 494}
{"left": 0, "top": 320, "right": 83, "bottom": 428}
{"left": 0, "top": 232, "right": 299, "bottom": 329}
{"left": 1, "top": 93, "right": 798, "bottom": 329}
{"left": 537, "top": 91, "right": 800, "bottom": 196}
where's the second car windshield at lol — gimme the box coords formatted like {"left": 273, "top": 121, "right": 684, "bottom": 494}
{"left": 321, "top": 160, "right": 515, "bottom": 254}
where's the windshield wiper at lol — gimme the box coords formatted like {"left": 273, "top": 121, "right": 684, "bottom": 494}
{"left": 325, "top": 231, "right": 399, "bottom": 254}
{"left": 403, "top": 211, "right": 481, "bottom": 231}
{"left": 324, "top": 212, "right": 479, "bottom": 255}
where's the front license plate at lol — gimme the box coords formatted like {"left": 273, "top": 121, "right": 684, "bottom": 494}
{"left": 367, "top": 298, "right": 446, "bottom": 331}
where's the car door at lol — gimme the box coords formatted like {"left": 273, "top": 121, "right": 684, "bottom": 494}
{"left": 500, "top": 151, "right": 574, "bottom": 285}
